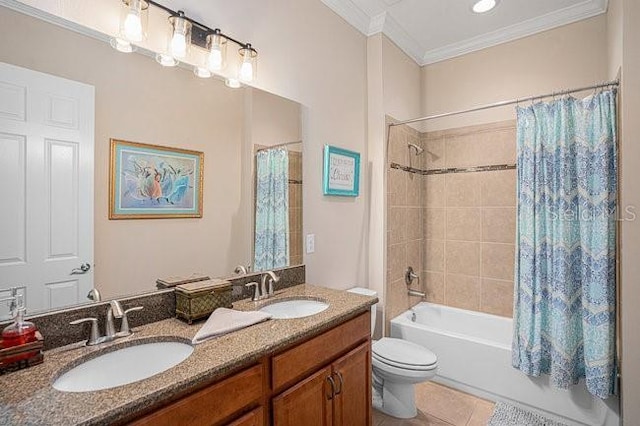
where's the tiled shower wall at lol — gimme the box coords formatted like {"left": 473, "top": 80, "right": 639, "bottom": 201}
{"left": 422, "top": 120, "right": 517, "bottom": 318}
{"left": 386, "top": 119, "right": 517, "bottom": 332}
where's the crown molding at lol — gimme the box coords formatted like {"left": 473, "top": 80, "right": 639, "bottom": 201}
{"left": 320, "top": 0, "right": 373, "bottom": 35}
{"left": 420, "top": 0, "right": 608, "bottom": 65}
{"left": 382, "top": 14, "right": 425, "bottom": 64}
{"left": 368, "top": 12, "right": 386, "bottom": 34}
{"left": 321, "top": 0, "right": 608, "bottom": 66}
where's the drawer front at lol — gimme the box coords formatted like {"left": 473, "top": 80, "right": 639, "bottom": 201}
{"left": 130, "top": 364, "right": 264, "bottom": 426}
{"left": 272, "top": 312, "right": 370, "bottom": 392}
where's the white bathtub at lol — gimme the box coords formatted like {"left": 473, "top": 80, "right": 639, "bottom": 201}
{"left": 390, "top": 303, "right": 620, "bottom": 426}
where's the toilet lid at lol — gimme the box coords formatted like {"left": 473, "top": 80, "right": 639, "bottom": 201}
{"left": 372, "top": 338, "right": 437, "bottom": 368}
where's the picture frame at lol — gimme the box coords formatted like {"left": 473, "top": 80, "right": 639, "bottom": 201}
{"left": 323, "top": 145, "right": 360, "bottom": 197}
{"left": 109, "top": 139, "right": 204, "bottom": 219}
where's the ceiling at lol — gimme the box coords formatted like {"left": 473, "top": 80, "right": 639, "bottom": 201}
{"left": 320, "top": 0, "right": 608, "bottom": 65}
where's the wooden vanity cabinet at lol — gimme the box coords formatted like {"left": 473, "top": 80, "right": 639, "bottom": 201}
{"left": 128, "top": 312, "right": 371, "bottom": 426}
{"left": 272, "top": 342, "right": 371, "bottom": 426}
{"left": 129, "top": 363, "right": 264, "bottom": 426}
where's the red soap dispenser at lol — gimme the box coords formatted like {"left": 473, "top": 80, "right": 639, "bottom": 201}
{"left": 1, "top": 294, "right": 39, "bottom": 363}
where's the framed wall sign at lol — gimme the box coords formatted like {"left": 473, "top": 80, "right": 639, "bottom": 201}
{"left": 109, "top": 139, "right": 204, "bottom": 219}
{"left": 323, "top": 145, "right": 360, "bottom": 197}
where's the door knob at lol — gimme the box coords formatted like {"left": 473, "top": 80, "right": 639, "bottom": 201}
{"left": 71, "top": 263, "right": 91, "bottom": 275}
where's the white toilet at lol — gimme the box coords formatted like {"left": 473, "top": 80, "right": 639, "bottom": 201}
{"left": 348, "top": 287, "right": 438, "bottom": 419}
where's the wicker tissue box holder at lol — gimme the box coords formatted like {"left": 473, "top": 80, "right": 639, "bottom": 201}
{"left": 176, "top": 279, "right": 233, "bottom": 324}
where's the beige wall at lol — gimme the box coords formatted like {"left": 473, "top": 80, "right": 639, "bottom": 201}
{"left": 619, "top": 0, "right": 640, "bottom": 421}
{"left": 607, "top": 0, "right": 623, "bottom": 79}
{"left": 421, "top": 16, "right": 608, "bottom": 131}
{"left": 382, "top": 36, "right": 422, "bottom": 125}
{"left": 0, "top": 8, "right": 251, "bottom": 299}
{"left": 368, "top": 34, "right": 422, "bottom": 334}
{"left": 249, "top": 89, "right": 302, "bottom": 150}
{"left": 12, "top": 0, "right": 369, "bottom": 290}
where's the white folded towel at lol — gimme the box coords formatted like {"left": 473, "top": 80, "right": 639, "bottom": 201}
{"left": 192, "top": 307, "right": 272, "bottom": 344}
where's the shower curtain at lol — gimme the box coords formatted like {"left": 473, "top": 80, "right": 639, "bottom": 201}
{"left": 254, "top": 147, "right": 290, "bottom": 271}
{"left": 512, "top": 90, "right": 617, "bottom": 399}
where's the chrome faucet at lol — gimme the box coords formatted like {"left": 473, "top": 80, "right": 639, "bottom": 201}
{"left": 260, "top": 271, "right": 280, "bottom": 298}
{"left": 234, "top": 264, "right": 250, "bottom": 275}
{"left": 70, "top": 299, "right": 143, "bottom": 346}
{"left": 245, "top": 271, "right": 281, "bottom": 301}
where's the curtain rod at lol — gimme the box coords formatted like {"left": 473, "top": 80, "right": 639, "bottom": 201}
{"left": 256, "top": 140, "right": 303, "bottom": 152}
{"left": 390, "top": 80, "right": 619, "bottom": 127}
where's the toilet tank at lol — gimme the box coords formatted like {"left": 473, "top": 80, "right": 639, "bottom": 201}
{"left": 347, "top": 287, "right": 377, "bottom": 337}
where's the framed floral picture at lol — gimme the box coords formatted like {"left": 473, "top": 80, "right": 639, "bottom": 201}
{"left": 323, "top": 145, "right": 360, "bottom": 197}
{"left": 109, "top": 139, "right": 204, "bottom": 219}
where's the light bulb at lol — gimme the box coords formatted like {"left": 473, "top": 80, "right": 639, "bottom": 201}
{"left": 170, "top": 32, "right": 187, "bottom": 58}
{"left": 123, "top": 10, "right": 143, "bottom": 41}
{"left": 472, "top": 0, "right": 497, "bottom": 13}
{"left": 239, "top": 61, "right": 253, "bottom": 82}
{"left": 208, "top": 47, "right": 223, "bottom": 71}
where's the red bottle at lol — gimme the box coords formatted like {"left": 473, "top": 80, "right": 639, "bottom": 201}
{"left": 1, "top": 295, "right": 39, "bottom": 364}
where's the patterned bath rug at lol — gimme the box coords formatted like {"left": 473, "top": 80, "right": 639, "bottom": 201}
{"left": 488, "top": 401, "right": 569, "bottom": 426}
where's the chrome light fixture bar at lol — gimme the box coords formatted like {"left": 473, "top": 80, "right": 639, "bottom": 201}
{"left": 111, "top": 0, "right": 258, "bottom": 86}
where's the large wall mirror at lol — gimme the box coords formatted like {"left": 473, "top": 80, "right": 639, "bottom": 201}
{"left": 0, "top": 6, "right": 303, "bottom": 318}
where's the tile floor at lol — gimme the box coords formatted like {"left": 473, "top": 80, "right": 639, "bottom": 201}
{"left": 373, "top": 382, "right": 495, "bottom": 426}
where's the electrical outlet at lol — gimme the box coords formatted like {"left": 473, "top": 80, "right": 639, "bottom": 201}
{"left": 306, "top": 234, "right": 315, "bottom": 254}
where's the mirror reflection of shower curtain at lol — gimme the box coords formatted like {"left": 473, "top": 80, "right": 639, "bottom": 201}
{"left": 254, "top": 147, "right": 290, "bottom": 271}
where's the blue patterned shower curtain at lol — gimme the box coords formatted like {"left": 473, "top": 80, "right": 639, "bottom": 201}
{"left": 512, "top": 90, "right": 618, "bottom": 399}
{"left": 254, "top": 147, "right": 290, "bottom": 271}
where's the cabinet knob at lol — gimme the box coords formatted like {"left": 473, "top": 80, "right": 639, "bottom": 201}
{"left": 326, "top": 375, "right": 337, "bottom": 400}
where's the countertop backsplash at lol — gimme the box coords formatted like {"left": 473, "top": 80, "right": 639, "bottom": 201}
{"left": 2, "top": 265, "right": 305, "bottom": 351}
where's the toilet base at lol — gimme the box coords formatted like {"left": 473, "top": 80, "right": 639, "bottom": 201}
{"left": 380, "top": 381, "right": 417, "bottom": 419}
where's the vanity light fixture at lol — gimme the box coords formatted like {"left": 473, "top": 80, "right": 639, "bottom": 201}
{"left": 111, "top": 0, "right": 258, "bottom": 88}
{"left": 194, "top": 66, "right": 212, "bottom": 78}
{"left": 238, "top": 44, "right": 258, "bottom": 83}
{"left": 225, "top": 78, "right": 241, "bottom": 89}
{"left": 472, "top": 0, "right": 497, "bottom": 13}
{"left": 167, "top": 12, "right": 192, "bottom": 59}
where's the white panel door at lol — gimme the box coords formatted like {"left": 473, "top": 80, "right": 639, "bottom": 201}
{"left": 0, "top": 62, "right": 94, "bottom": 317}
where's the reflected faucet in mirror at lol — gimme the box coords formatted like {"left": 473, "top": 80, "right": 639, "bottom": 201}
{"left": 87, "top": 289, "right": 102, "bottom": 302}
{"left": 234, "top": 265, "right": 251, "bottom": 275}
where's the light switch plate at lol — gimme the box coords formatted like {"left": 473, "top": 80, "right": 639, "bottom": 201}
{"left": 306, "top": 234, "right": 315, "bottom": 254}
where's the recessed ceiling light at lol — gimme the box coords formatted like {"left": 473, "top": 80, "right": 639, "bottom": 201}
{"left": 472, "top": 0, "right": 497, "bottom": 13}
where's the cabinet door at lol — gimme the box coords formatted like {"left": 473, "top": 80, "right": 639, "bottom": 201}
{"left": 273, "top": 366, "right": 333, "bottom": 426}
{"left": 226, "top": 407, "right": 263, "bottom": 426}
{"left": 332, "top": 342, "right": 371, "bottom": 426}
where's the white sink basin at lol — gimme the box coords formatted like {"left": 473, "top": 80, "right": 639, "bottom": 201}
{"left": 260, "top": 299, "right": 329, "bottom": 319}
{"left": 53, "top": 341, "right": 193, "bottom": 392}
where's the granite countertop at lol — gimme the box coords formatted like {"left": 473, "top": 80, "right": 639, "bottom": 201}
{"left": 0, "top": 284, "right": 377, "bottom": 426}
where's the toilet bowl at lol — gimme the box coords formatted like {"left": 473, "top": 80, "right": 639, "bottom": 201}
{"left": 347, "top": 287, "right": 438, "bottom": 419}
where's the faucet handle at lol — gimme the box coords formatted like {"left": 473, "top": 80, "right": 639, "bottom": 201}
{"left": 70, "top": 317, "right": 101, "bottom": 346}
{"left": 245, "top": 282, "right": 260, "bottom": 301}
{"left": 118, "top": 306, "right": 144, "bottom": 337}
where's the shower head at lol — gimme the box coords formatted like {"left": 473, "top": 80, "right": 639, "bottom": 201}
{"left": 408, "top": 143, "right": 424, "bottom": 156}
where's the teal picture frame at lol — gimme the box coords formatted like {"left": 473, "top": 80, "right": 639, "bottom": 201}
{"left": 323, "top": 145, "right": 360, "bottom": 197}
